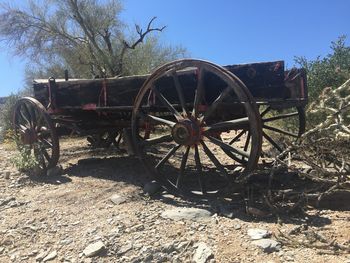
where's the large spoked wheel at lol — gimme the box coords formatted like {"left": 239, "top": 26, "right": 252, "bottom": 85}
{"left": 132, "top": 59, "right": 262, "bottom": 197}
{"left": 259, "top": 105, "right": 306, "bottom": 160}
{"left": 13, "top": 97, "right": 59, "bottom": 171}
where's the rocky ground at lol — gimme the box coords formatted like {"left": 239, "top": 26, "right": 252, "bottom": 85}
{"left": 0, "top": 137, "right": 349, "bottom": 263}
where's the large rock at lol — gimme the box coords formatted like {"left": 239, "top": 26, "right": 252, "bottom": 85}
{"left": 117, "top": 242, "right": 133, "bottom": 256}
{"left": 161, "top": 208, "right": 212, "bottom": 222}
{"left": 251, "top": 239, "right": 281, "bottom": 253}
{"left": 43, "top": 251, "right": 57, "bottom": 262}
{"left": 247, "top": 228, "right": 271, "bottom": 240}
{"left": 83, "top": 241, "right": 105, "bottom": 257}
{"left": 143, "top": 181, "right": 162, "bottom": 195}
{"left": 35, "top": 251, "right": 48, "bottom": 261}
{"left": 193, "top": 242, "right": 214, "bottom": 263}
{"left": 110, "top": 194, "right": 127, "bottom": 205}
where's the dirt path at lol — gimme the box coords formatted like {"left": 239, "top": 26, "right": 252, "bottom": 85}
{"left": 0, "top": 138, "right": 349, "bottom": 263}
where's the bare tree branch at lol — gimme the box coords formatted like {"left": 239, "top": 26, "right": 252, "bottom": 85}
{"left": 124, "top": 17, "right": 166, "bottom": 50}
{"left": 118, "top": 16, "right": 166, "bottom": 74}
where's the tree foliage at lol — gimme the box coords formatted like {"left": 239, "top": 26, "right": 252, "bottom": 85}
{"left": 0, "top": 0, "right": 186, "bottom": 141}
{"left": 0, "top": 0, "right": 186, "bottom": 79}
{"left": 295, "top": 35, "right": 350, "bottom": 102}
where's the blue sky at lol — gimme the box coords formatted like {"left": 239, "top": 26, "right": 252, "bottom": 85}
{"left": 0, "top": 0, "right": 349, "bottom": 96}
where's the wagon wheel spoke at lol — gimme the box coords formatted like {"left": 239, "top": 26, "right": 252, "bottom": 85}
{"left": 15, "top": 124, "right": 28, "bottom": 134}
{"left": 263, "top": 111, "right": 299, "bottom": 123}
{"left": 260, "top": 106, "right": 271, "bottom": 118}
{"left": 142, "top": 134, "right": 173, "bottom": 146}
{"left": 226, "top": 148, "right": 248, "bottom": 165}
{"left": 262, "top": 131, "right": 283, "bottom": 153}
{"left": 38, "top": 137, "right": 53, "bottom": 148}
{"left": 171, "top": 70, "right": 187, "bottom": 116}
{"left": 146, "top": 114, "right": 176, "bottom": 127}
{"left": 194, "top": 145, "right": 206, "bottom": 195}
{"left": 244, "top": 131, "right": 251, "bottom": 152}
{"left": 41, "top": 148, "right": 52, "bottom": 162}
{"left": 218, "top": 136, "right": 248, "bottom": 165}
{"left": 29, "top": 103, "right": 38, "bottom": 127}
{"left": 200, "top": 140, "right": 230, "bottom": 182}
{"left": 203, "top": 117, "right": 249, "bottom": 133}
{"left": 155, "top": 144, "right": 181, "bottom": 169}
{"left": 15, "top": 108, "right": 31, "bottom": 136}
{"left": 139, "top": 113, "right": 175, "bottom": 127}
{"left": 37, "top": 123, "right": 53, "bottom": 135}
{"left": 206, "top": 135, "right": 250, "bottom": 159}
{"left": 40, "top": 154, "right": 47, "bottom": 170}
{"left": 35, "top": 112, "right": 46, "bottom": 131}
{"left": 34, "top": 146, "right": 47, "bottom": 170}
{"left": 18, "top": 106, "right": 31, "bottom": 128}
{"left": 202, "top": 86, "right": 231, "bottom": 122}
{"left": 263, "top": 124, "right": 299, "bottom": 138}
{"left": 21, "top": 103, "right": 34, "bottom": 128}
{"left": 28, "top": 103, "right": 40, "bottom": 129}
{"left": 229, "top": 130, "right": 246, "bottom": 145}
{"left": 152, "top": 87, "right": 182, "bottom": 120}
{"left": 38, "top": 129, "right": 52, "bottom": 138}
{"left": 192, "top": 67, "right": 205, "bottom": 119}
{"left": 225, "top": 131, "right": 250, "bottom": 165}
{"left": 176, "top": 146, "right": 190, "bottom": 188}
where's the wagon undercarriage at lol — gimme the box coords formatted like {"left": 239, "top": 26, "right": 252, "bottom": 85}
{"left": 13, "top": 59, "right": 307, "bottom": 197}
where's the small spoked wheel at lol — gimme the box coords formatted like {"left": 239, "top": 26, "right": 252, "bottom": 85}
{"left": 132, "top": 59, "right": 262, "bottom": 197}
{"left": 259, "top": 105, "right": 305, "bottom": 160}
{"left": 13, "top": 97, "right": 59, "bottom": 171}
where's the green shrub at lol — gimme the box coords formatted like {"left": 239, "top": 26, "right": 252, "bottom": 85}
{"left": 12, "top": 144, "right": 39, "bottom": 172}
{"left": 295, "top": 35, "right": 350, "bottom": 128}
{"left": 0, "top": 93, "right": 19, "bottom": 142}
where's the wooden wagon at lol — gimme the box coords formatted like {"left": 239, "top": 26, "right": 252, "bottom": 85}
{"left": 13, "top": 59, "right": 307, "bottom": 196}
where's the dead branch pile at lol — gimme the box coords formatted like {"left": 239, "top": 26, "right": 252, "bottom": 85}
{"left": 249, "top": 79, "right": 350, "bottom": 214}
{"left": 276, "top": 226, "right": 350, "bottom": 255}
{"left": 242, "top": 82, "right": 350, "bottom": 253}
{"left": 299, "top": 78, "right": 350, "bottom": 178}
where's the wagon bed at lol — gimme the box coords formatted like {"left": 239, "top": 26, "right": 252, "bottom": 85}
{"left": 33, "top": 60, "right": 306, "bottom": 110}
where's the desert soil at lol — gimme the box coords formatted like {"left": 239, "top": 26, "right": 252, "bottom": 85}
{"left": 0, "top": 137, "right": 349, "bottom": 263}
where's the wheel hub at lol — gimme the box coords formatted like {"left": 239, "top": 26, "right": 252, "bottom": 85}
{"left": 172, "top": 120, "right": 201, "bottom": 145}
{"left": 21, "top": 128, "right": 37, "bottom": 145}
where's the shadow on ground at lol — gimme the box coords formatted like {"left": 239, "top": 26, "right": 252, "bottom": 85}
{"left": 21, "top": 144, "right": 345, "bottom": 229}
